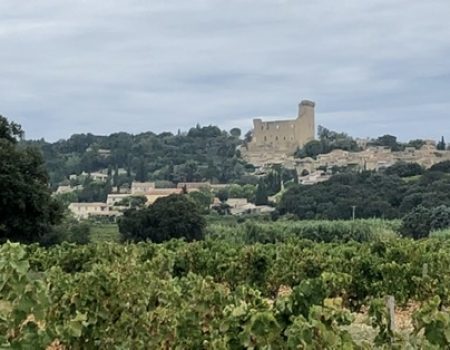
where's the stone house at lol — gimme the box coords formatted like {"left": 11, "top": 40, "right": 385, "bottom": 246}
{"left": 131, "top": 182, "right": 156, "bottom": 195}
{"left": 68, "top": 203, "right": 119, "bottom": 220}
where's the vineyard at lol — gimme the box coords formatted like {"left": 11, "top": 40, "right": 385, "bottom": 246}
{"left": 2, "top": 232, "right": 450, "bottom": 348}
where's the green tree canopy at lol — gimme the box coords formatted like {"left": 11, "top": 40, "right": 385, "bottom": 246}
{"left": 0, "top": 117, "right": 63, "bottom": 243}
{"left": 118, "top": 194, "right": 206, "bottom": 243}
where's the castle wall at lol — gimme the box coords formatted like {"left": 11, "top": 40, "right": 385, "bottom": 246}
{"left": 252, "top": 118, "right": 299, "bottom": 152}
{"left": 249, "top": 100, "right": 315, "bottom": 154}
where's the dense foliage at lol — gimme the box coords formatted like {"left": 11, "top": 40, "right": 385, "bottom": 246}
{"left": 278, "top": 163, "right": 450, "bottom": 220}
{"left": 118, "top": 194, "right": 206, "bottom": 243}
{"left": 295, "top": 126, "right": 361, "bottom": 159}
{"left": 400, "top": 205, "right": 450, "bottom": 239}
{"left": 3, "top": 234, "right": 450, "bottom": 348}
{"left": 25, "top": 125, "right": 249, "bottom": 186}
{"left": 0, "top": 116, "right": 63, "bottom": 244}
{"left": 207, "top": 219, "right": 400, "bottom": 244}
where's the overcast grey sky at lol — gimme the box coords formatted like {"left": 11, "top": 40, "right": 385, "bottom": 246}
{"left": 1, "top": 0, "right": 449, "bottom": 142}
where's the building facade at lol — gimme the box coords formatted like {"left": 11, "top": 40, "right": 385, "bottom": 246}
{"left": 247, "top": 100, "right": 315, "bottom": 154}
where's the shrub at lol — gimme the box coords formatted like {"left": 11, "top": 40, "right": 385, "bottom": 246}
{"left": 400, "top": 205, "right": 450, "bottom": 239}
{"left": 400, "top": 206, "right": 432, "bottom": 239}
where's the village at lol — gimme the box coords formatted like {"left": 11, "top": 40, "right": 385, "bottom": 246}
{"left": 60, "top": 178, "right": 275, "bottom": 220}
{"left": 57, "top": 100, "right": 450, "bottom": 221}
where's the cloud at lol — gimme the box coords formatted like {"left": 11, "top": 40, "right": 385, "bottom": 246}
{"left": 0, "top": 0, "right": 449, "bottom": 141}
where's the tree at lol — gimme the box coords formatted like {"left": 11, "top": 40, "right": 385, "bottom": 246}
{"left": 400, "top": 205, "right": 450, "bottom": 239}
{"left": 430, "top": 161, "right": 450, "bottom": 173}
{"left": 407, "top": 139, "right": 425, "bottom": 150}
{"left": 295, "top": 140, "right": 322, "bottom": 159}
{"left": 188, "top": 190, "right": 213, "bottom": 214}
{"left": 295, "top": 126, "right": 359, "bottom": 159}
{"left": 0, "top": 115, "right": 23, "bottom": 143}
{"left": 430, "top": 205, "right": 450, "bottom": 232}
{"left": 0, "top": 117, "right": 63, "bottom": 243}
{"left": 135, "top": 157, "right": 147, "bottom": 182}
{"left": 118, "top": 194, "right": 206, "bottom": 243}
{"left": 372, "top": 135, "right": 402, "bottom": 151}
{"left": 230, "top": 128, "right": 242, "bottom": 138}
{"left": 216, "top": 188, "right": 229, "bottom": 203}
{"left": 400, "top": 206, "right": 432, "bottom": 239}
{"left": 437, "top": 136, "right": 446, "bottom": 151}
{"left": 255, "top": 180, "right": 269, "bottom": 205}
{"left": 115, "top": 195, "right": 148, "bottom": 209}
{"left": 385, "top": 162, "right": 423, "bottom": 177}
{"left": 244, "top": 130, "right": 253, "bottom": 144}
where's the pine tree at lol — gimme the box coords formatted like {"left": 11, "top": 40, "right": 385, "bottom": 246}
{"left": 437, "top": 136, "right": 446, "bottom": 151}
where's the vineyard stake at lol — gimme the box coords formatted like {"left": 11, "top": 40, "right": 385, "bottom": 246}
{"left": 385, "top": 295, "right": 396, "bottom": 332}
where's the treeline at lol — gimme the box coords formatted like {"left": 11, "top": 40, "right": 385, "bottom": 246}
{"left": 25, "top": 125, "right": 251, "bottom": 186}
{"left": 278, "top": 161, "right": 450, "bottom": 220}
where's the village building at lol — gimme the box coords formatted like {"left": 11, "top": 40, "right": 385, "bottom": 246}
{"left": 145, "top": 188, "right": 183, "bottom": 205}
{"left": 68, "top": 202, "right": 120, "bottom": 220}
{"left": 89, "top": 172, "right": 109, "bottom": 182}
{"left": 176, "top": 182, "right": 211, "bottom": 192}
{"left": 295, "top": 143, "right": 450, "bottom": 176}
{"left": 298, "top": 170, "right": 331, "bottom": 185}
{"left": 106, "top": 194, "right": 132, "bottom": 207}
{"left": 131, "top": 181, "right": 156, "bottom": 195}
{"left": 224, "top": 198, "right": 275, "bottom": 216}
{"left": 56, "top": 185, "right": 75, "bottom": 195}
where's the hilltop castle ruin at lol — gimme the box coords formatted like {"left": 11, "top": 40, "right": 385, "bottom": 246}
{"left": 246, "top": 100, "right": 316, "bottom": 155}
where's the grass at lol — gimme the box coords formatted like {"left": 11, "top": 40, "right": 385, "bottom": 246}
{"left": 90, "top": 224, "right": 120, "bottom": 242}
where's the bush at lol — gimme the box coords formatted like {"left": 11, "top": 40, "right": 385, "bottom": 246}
{"left": 400, "top": 206, "right": 432, "bottom": 239}
{"left": 40, "top": 219, "right": 91, "bottom": 246}
{"left": 401, "top": 205, "right": 450, "bottom": 239}
{"left": 384, "top": 162, "right": 423, "bottom": 177}
{"left": 118, "top": 194, "right": 206, "bottom": 243}
{"left": 430, "top": 205, "right": 450, "bottom": 231}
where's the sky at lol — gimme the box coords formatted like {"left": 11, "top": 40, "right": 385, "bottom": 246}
{"left": 1, "top": 0, "right": 450, "bottom": 142}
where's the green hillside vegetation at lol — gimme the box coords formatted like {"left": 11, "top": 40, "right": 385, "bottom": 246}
{"left": 278, "top": 161, "right": 450, "bottom": 221}
{"left": 25, "top": 125, "right": 250, "bottom": 186}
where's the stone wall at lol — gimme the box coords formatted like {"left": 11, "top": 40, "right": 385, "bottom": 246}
{"left": 247, "top": 100, "right": 315, "bottom": 155}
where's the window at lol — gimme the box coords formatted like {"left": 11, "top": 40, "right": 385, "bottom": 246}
{"left": 264, "top": 136, "right": 267, "bottom": 141}
{"left": 275, "top": 136, "right": 278, "bottom": 141}
{"left": 276, "top": 124, "right": 280, "bottom": 129}
{"left": 261, "top": 126, "right": 264, "bottom": 130}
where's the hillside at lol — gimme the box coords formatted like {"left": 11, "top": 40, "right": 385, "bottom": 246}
{"left": 278, "top": 161, "right": 450, "bottom": 220}
{"left": 25, "top": 125, "right": 250, "bottom": 186}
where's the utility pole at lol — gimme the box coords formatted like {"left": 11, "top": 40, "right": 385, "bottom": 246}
{"left": 351, "top": 205, "right": 357, "bottom": 221}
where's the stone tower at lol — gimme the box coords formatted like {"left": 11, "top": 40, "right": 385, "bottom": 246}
{"left": 248, "top": 100, "right": 316, "bottom": 155}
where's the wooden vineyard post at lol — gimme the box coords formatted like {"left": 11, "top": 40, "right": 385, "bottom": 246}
{"left": 385, "top": 295, "right": 396, "bottom": 333}
{"left": 422, "top": 263, "right": 429, "bottom": 278}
